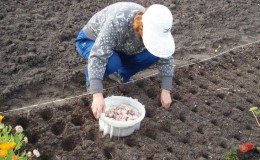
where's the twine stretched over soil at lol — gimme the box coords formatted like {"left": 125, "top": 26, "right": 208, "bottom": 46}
{"left": 2, "top": 40, "right": 260, "bottom": 113}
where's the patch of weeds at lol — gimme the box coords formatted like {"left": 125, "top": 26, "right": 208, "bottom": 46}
{"left": 249, "top": 106, "right": 260, "bottom": 127}
{"left": 224, "top": 148, "right": 239, "bottom": 160}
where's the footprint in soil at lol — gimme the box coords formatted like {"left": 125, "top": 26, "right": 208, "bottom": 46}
{"left": 103, "top": 146, "right": 115, "bottom": 159}
{"left": 145, "top": 88, "right": 157, "bottom": 99}
{"left": 145, "top": 128, "right": 157, "bottom": 140}
{"left": 124, "top": 137, "right": 137, "bottom": 147}
{"left": 189, "top": 87, "right": 198, "bottom": 95}
{"left": 71, "top": 115, "right": 85, "bottom": 126}
{"left": 51, "top": 121, "right": 66, "bottom": 136}
{"left": 178, "top": 113, "right": 186, "bottom": 122}
{"left": 160, "top": 120, "right": 171, "bottom": 133}
{"left": 172, "top": 93, "right": 182, "bottom": 101}
{"left": 210, "top": 119, "right": 219, "bottom": 126}
{"left": 24, "top": 131, "right": 39, "bottom": 144}
{"left": 40, "top": 108, "right": 54, "bottom": 121}
{"left": 145, "top": 107, "right": 154, "bottom": 118}
{"left": 15, "top": 117, "right": 29, "bottom": 129}
{"left": 85, "top": 128, "right": 97, "bottom": 141}
{"left": 61, "top": 135, "right": 79, "bottom": 151}
{"left": 174, "top": 78, "right": 183, "bottom": 86}
{"left": 75, "top": 97, "right": 90, "bottom": 107}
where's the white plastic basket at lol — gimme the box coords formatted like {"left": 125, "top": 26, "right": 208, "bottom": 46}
{"left": 99, "top": 96, "right": 146, "bottom": 138}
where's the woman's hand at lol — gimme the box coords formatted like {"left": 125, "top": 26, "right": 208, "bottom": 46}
{"left": 160, "top": 89, "right": 172, "bottom": 109}
{"left": 91, "top": 93, "right": 105, "bottom": 119}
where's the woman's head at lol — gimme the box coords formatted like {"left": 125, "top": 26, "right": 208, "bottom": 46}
{"left": 138, "top": 4, "right": 175, "bottom": 58}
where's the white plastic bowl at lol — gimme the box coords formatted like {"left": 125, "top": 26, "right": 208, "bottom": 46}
{"left": 99, "top": 96, "right": 146, "bottom": 138}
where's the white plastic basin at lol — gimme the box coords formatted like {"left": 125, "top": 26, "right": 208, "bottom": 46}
{"left": 99, "top": 96, "right": 146, "bottom": 138}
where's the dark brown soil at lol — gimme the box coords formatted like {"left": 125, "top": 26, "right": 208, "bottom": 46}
{"left": 2, "top": 43, "right": 260, "bottom": 160}
{"left": 0, "top": 0, "right": 260, "bottom": 160}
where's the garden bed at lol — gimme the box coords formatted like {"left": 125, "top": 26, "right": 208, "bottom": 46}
{"left": 0, "top": 0, "right": 260, "bottom": 160}
{"left": 2, "top": 43, "right": 260, "bottom": 160}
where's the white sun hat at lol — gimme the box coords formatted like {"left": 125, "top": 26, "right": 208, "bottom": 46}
{"left": 142, "top": 4, "right": 175, "bottom": 58}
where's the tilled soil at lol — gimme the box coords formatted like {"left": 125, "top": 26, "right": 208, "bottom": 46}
{"left": 0, "top": 0, "right": 260, "bottom": 159}
{"left": 0, "top": 0, "right": 260, "bottom": 110}
{"left": 2, "top": 43, "right": 260, "bottom": 160}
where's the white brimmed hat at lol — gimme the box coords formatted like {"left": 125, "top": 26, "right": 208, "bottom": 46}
{"left": 142, "top": 4, "right": 175, "bottom": 58}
